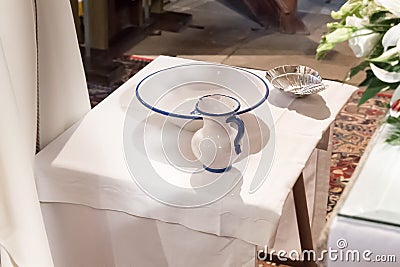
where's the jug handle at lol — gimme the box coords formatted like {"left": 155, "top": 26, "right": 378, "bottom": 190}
{"left": 226, "top": 115, "right": 245, "bottom": 155}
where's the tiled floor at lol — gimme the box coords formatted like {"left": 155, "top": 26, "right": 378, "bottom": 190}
{"left": 126, "top": 0, "right": 361, "bottom": 84}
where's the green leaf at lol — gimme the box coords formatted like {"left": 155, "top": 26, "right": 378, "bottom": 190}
{"left": 387, "top": 63, "right": 400, "bottom": 72}
{"left": 365, "top": 18, "right": 400, "bottom": 33}
{"left": 389, "top": 82, "right": 400, "bottom": 89}
{"left": 386, "top": 138, "right": 400, "bottom": 145}
{"left": 370, "top": 10, "right": 389, "bottom": 24}
{"left": 386, "top": 127, "right": 400, "bottom": 145}
{"left": 359, "top": 80, "right": 399, "bottom": 106}
{"left": 387, "top": 116, "right": 400, "bottom": 124}
{"left": 367, "top": 41, "right": 384, "bottom": 59}
{"left": 316, "top": 41, "right": 335, "bottom": 60}
{"left": 359, "top": 70, "right": 375, "bottom": 86}
{"left": 358, "top": 77, "right": 391, "bottom": 105}
{"left": 346, "top": 61, "right": 369, "bottom": 80}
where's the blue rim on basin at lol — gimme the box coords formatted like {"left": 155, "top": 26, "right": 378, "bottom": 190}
{"left": 135, "top": 63, "right": 269, "bottom": 120}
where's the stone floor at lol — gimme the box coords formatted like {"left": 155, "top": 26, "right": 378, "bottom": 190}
{"left": 125, "top": 0, "right": 364, "bottom": 85}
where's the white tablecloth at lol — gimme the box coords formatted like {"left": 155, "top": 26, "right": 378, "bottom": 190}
{"left": 36, "top": 56, "right": 357, "bottom": 250}
{"left": 41, "top": 202, "right": 256, "bottom": 267}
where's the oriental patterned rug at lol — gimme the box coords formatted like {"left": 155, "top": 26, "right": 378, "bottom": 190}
{"left": 327, "top": 91, "right": 390, "bottom": 218}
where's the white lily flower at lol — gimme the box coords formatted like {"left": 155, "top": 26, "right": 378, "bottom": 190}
{"left": 370, "top": 47, "right": 398, "bottom": 62}
{"left": 325, "top": 27, "right": 353, "bottom": 43}
{"left": 382, "top": 24, "right": 400, "bottom": 51}
{"left": 348, "top": 31, "right": 380, "bottom": 57}
{"left": 332, "top": 0, "right": 363, "bottom": 19}
{"left": 374, "top": 0, "right": 400, "bottom": 17}
{"left": 370, "top": 63, "right": 400, "bottom": 83}
{"left": 345, "top": 16, "right": 367, "bottom": 30}
{"left": 346, "top": 16, "right": 380, "bottom": 57}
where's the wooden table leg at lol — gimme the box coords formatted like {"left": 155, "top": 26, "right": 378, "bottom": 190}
{"left": 280, "top": 0, "right": 309, "bottom": 34}
{"left": 242, "top": 0, "right": 309, "bottom": 34}
{"left": 260, "top": 174, "right": 317, "bottom": 266}
{"left": 293, "top": 173, "right": 317, "bottom": 267}
{"left": 260, "top": 126, "right": 333, "bottom": 266}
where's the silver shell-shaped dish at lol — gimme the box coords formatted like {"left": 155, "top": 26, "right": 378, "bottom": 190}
{"left": 265, "top": 65, "right": 326, "bottom": 97}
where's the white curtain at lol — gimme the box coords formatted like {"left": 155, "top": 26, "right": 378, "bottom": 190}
{"left": 0, "top": 0, "right": 90, "bottom": 266}
{"left": 36, "top": 0, "right": 90, "bottom": 149}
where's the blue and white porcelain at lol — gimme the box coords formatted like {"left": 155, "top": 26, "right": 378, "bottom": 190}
{"left": 136, "top": 63, "right": 269, "bottom": 131}
{"left": 191, "top": 94, "right": 245, "bottom": 173}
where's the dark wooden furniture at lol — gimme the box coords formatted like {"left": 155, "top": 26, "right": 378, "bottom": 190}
{"left": 243, "top": 0, "right": 308, "bottom": 34}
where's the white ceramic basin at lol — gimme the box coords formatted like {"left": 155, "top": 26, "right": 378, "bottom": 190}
{"left": 136, "top": 63, "right": 269, "bottom": 131}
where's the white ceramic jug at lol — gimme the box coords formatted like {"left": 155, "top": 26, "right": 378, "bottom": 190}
{"left": 191, "top": 94, "right": 245, "bottom": 173}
